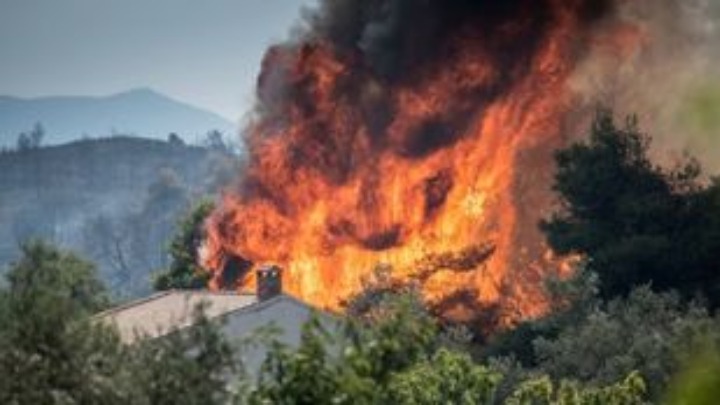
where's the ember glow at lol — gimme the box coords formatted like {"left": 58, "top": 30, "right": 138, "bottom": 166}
{"left": 202, "top": 0, "right": 629, "bottom": 324}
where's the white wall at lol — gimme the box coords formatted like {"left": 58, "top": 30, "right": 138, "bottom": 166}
{"left": 220, "top": 295, "right": 339, "bottom": 375}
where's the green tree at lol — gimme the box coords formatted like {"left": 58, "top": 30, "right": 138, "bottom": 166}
{"left": 4, "top": 240, "right": 109, "bottom": 317}
{"left": 153, "top": 200, "right": 214, "bottom": 290}
{"left": 0, "top": 241, "right": 126, "bottom": 404}
{"left": 541, "top": 109, "right": 720, "bottom": 303}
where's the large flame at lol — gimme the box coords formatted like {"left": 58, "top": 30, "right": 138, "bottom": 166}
{"left": 203, "top": 0, "right": 630, "bottom": 324}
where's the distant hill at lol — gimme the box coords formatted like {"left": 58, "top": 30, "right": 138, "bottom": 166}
{"left": 0, "top": 136, "right": 240, "bottom": 298}
{"left": 0, "top": 88, "right": 236, "bottom": 147}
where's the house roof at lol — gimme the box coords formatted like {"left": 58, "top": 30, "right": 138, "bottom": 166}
{"left": 94, "top": 290, "right": 257, "bottom": 343}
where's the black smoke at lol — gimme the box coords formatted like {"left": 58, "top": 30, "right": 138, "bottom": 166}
{"left": 301, "top": 0, "right": 614, "bottom": 81}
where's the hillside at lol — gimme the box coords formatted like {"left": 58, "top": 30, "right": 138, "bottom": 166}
{"left": 0, "top": 136, "right": 239, "bottom": 297}
{"left": 0, "top": 88, "right": 236, "bottom": 147}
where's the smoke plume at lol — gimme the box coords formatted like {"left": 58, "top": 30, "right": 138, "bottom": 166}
{"left": 300, "top": 0, "right": 611, "bottom": 78}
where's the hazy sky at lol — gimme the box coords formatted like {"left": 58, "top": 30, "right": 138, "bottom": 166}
{"left": 0, "top": 0, "right": 312, "bottom": 121}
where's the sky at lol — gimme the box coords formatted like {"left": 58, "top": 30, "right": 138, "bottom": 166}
{"left": 0, "top": 0, "right": 312, "bottom": 121}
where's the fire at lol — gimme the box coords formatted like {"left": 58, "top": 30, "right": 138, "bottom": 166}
{"left": 202, "top": 0, "right": 625, "bottom": 325}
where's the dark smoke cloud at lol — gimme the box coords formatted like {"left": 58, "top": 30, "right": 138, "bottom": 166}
{"left": 246, "top": 0, "right": 621, "bottom": 168}
{"left": 300, "top": 0, "right": 614, "bottom": 80}
{"left": 248, "top": 0, "right": 720, "bottom": 184}
{"left": 289, "top": 0, "right": 720, "bottom": 171}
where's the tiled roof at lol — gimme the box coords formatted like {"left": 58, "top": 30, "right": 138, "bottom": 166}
{"left": 94, "top": 290, "right": 257, "bottom": 343}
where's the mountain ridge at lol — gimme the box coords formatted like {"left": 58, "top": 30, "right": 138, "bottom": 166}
{"left": 0, "top": 135, "right": 239, "bottom": 297}
{"left": 0, "top": 88, "right": 237, "bottom": 147}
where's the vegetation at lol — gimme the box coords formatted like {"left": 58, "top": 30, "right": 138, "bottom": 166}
{"left": 477, "top": 111, "right": 720, "bottom": 402}
{"left": 153, "top": 200, "right": 215, "bottom": 290}
{"left": 541, "top": 110, "right": 720, "bottom": 304}
{"left": 484, "top": 270, "right": 720, "bottom": 399}
{"left": 0, "top": 241, "right": 238, "bottom": 405}
{"left": 0, "top": 241, "right": 116, "bottom": 404}
{"left": 0, "top": 135, "right": 238, "bottom": 297}
{"left": 0, "top": 241, "right": 651, "bottom": 405}
{"left": 1, "top": 111, "right": 719, "bottom": 403}
{"left": 243, "top": 290, "right": 650, "bottom": 404}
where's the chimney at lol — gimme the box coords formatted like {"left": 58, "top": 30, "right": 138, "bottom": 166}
{"left": 256, "top": 265, "right": 282, "bottom": 301}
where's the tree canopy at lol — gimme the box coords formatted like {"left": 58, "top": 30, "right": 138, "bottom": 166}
{"left": 541, "top": 110, "right": 720, "bottom": 304}
{"left": 153, "top": 200, "right": 214, "bottom": 290}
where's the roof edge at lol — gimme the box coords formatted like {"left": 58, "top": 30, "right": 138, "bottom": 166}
{"left": 93, "top": 289, "right": 255, "bottom": 320}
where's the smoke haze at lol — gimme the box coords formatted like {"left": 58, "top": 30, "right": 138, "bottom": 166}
{"left": 569, "top": 0, "right": 720, "bottom": 170}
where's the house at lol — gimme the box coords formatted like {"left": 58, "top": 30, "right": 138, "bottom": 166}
{"left": 94, "top": 266, "right": 338, "bottom": 371}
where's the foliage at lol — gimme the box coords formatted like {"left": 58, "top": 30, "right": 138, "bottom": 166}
{"left": 4, "top": 240, "right": 110, "bottom": 318}
{"left": 0, "top": 241, "right": 241, "bottom": 404}
{"left": 0, "top": 241, "right": 123, "bottom": 404}
{"left": 541, "top": 109, "right": 720, "bottom": 304}
{"left": 388, "top": 349, "right": 500, "bottom": 404}
{"left": 153, "top": 200, "right": 214, "bottom": 290}
{"left": 532, "top": 286, "right": 720, "bottom": 398}
{"left": 505, "top": 371, "right": 645, "bottom": 405}
{"left": 483, "top": 265, "right": 720, "bottom": 401}
{"left": 481, "top": 265, "right": 600, "bottom": 366}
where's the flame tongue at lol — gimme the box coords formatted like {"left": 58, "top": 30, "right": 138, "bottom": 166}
{"left": 203, "top": 0, "right": 614, "bottom": 324}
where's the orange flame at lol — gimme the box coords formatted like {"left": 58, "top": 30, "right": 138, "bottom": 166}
{"left": 202, "top": 0, "right": 626, "bottom": 325}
